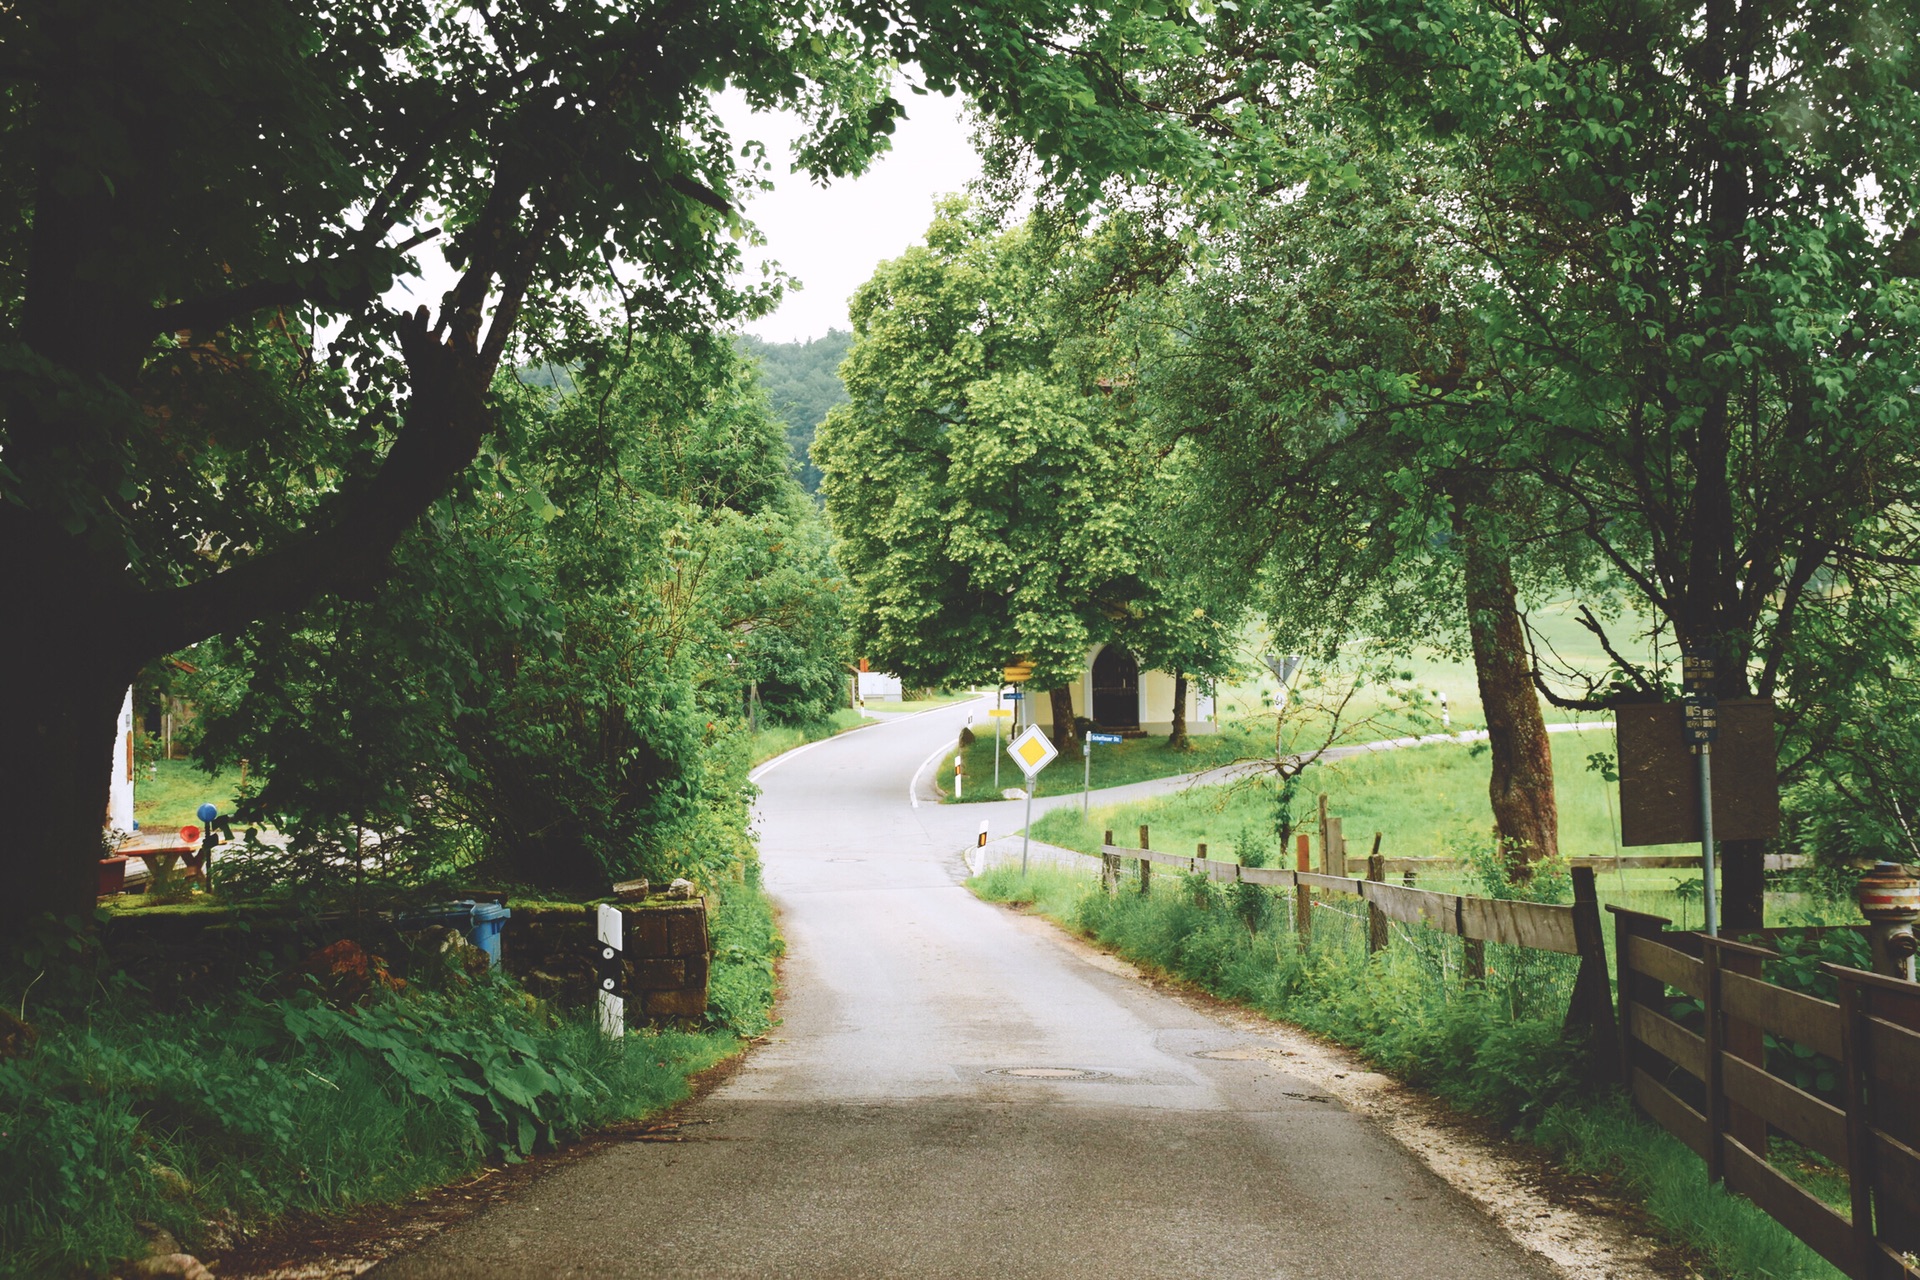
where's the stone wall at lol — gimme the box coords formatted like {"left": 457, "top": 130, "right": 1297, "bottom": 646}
{"left": 501, "top": 899, "right": 710, "bottom": 1024}
{"left": 94, "top": 896, "right": 713, "bottom": 1025}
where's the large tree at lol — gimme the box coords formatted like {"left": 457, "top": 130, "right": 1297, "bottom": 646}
{"left": 1052, "top": 187, "right": 1587, "bottom": 870}
{"left": 1013, "top": 0, "right": 1920, "bottom": 920}
{"left": 1337, "top": 0, "right": 1920, "bottom": 922}
{"left": 816, "top": 205, "right": 1165, "bottom": 756}
{"left": 0, "top": 0, "right": 1213, "bottom": 930}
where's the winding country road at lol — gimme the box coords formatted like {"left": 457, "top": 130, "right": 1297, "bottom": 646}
{"left": 370, "top": 698, "right": 1558, "bottom": 1278}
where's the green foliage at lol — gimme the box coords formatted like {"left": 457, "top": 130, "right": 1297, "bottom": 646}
{"left": 736, "top": 330, "right": 852, "bottom": 493}
{"left": 1533, "top": 1101, "right": 1843, "bottom": 1280}
{"left": 0, "top": 880, "right": 780, "bottom": 1277}
{"left": 703, "top": 866, "right": 785, "bottom": 1039}
{"left": 817, "top": 200, "right": 1240, "bottom": 704}
{"left": 188, "top": 338, "right": 847, "bottom": 894}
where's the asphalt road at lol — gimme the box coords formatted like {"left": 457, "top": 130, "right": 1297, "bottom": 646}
{"left": 370, "top": 699, "right": 1557, "bottom": 1279}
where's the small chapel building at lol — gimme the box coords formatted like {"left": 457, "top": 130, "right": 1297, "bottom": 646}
{"left": 1025, "top": 643, "right": 1216, "bottom": 737}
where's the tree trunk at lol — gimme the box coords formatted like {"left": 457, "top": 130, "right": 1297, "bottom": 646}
{"left": 1168, "top": 671, "right": 1190, "bottom": 750}
{"left": 1047, "top": 685, "right": 1080, "bottom": 759}
{"left": 0, "top": 569, "right": 141, "bottom": 933}
{"left": 1460, "top": 528, "right": 1559, "bottom": 875}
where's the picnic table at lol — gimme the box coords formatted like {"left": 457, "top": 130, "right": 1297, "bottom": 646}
{"left": 110, "top": 831, "right": 213, "bottom": 891}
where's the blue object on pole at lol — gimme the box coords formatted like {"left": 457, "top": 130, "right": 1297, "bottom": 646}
{"left": 1088, "top": 732, "right": 1124, "bottom": 744}
{"left": 1004, "top": 691, "right": 1024, "bottom": 701}
{"left": 196, "top": 802, "right": 219, "bottom": 823}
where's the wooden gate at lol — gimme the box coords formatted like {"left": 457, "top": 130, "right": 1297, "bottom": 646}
{"left": 1612, "top": 908, "right": 1920, "bottom": 1279}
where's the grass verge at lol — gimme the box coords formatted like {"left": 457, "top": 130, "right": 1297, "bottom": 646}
{"left": 748, "top": 708, "right": 868, "bottom": 769}
{"left": 0, "top": 878, "right": 781, "bottom": 1278}
{"left": 133, "top": 759, "right": 245, "bottom": 835}
{"left": 967, "top": 862, "right": 1843, "bottom": 1280}
{"left": 939, "top": 718, "right": 1275, "bottom": 801}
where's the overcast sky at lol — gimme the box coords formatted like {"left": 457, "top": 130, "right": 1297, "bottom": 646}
{"left": 719, "top": 86, "right": 983, "bottom": 346}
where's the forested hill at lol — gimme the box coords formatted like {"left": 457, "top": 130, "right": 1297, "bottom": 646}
{"left": 738, "top": 330, "right": 850, "bottom": 493}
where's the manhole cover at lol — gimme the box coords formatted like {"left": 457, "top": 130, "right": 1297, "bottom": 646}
{"left": 987, "top": 1067, "right": 1111, "bottom": 1081}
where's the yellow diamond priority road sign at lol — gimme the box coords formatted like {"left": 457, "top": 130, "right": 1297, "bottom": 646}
{"left": 1007, "top": 724, "right": 1058, "bottom": 778}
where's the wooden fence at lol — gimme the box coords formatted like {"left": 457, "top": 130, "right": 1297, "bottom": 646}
{"left": 1378, "top": 852, "right": 1808, "bottom": 877}
{"left": 1613, "top": 908, "right": 1920, "bottom": 1279}
{"left": 1097, "top": 827, "right": 1616, "bottom": 1039}
{"left": 1087, "top": 831, "right": 1920, "bottom": 1274}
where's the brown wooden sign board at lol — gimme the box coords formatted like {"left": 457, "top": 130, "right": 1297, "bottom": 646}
{"left": 1617, "top": 699, "right": 1779, "bottom": 846}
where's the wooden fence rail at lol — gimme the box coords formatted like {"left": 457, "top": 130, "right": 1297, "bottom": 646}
{"left": 1379, "top": 853, "right": 1809, "bottom": 875}
{"left": 1612, "top": 907, "right": 1920, "bottom": 1279}
{"left": 1097, "top": 837, "right": 1615, "bottom": 1038}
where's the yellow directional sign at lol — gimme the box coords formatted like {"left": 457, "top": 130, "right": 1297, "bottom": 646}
{"left": 1002, "top": 662, "right": 1034, "bottom": 684}
{"left": 1007, "top": 724, "right": 1058, "bottom": 777}
{"left": 986, "top": 708, "right": 1014, "bottom": 718}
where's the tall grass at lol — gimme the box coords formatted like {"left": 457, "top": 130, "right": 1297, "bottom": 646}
{"left": 970, "top": 866, "right": 1845, "bottom": 1280}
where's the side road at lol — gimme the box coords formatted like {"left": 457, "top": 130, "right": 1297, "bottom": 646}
{"left": 365, "top": 701, "right": 1585, "bottom": 1278}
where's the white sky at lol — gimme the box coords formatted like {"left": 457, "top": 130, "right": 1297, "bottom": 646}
{"left": 374, "top": 85, "right": 982, "bottom": 351}
{"left": 719, "top": 85, "right": 983, "bottom": 345}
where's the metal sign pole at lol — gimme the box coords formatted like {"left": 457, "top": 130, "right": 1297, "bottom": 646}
{"left": 1022, "top": 784, "right": 1034, "bottom": 875}
{"left": 1683, "top": 651, "right": 1720, "bottom": 936}
{"left": 1699, "top": 744, "right": 1718, "bottom": 936}
{"left": 1083, "top": 739, "right": 1091, "bottom": 814}
{"left": 995, "top": 688, "right": 1002, "bottom": 792}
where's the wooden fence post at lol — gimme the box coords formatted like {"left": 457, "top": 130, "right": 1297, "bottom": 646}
{"left": 1463, "top": 920, "right": 1486, "bottom": 984}
{"left": 1836, "top": 974, "right": 1877, "bottom": 1273}
{"left": 1701, "top": 937, "right": 1728, "bottom": 1185}
{"left": 1294, "top": 833, "right": 1312, "bottom": 951}
{"left": 1366, "top": 842, "right": 1387, "bottom": 954}
{"left": 1195, "top": 843, "right": 1209, "bottom": 906}
{"left": 1564, "top": 866, "right": 1618, "bottom": 1048}
{"left": 1329, "top": 816, "right": 1347, "bottom": 878}
{"left": 1318, "top": 795, "right": 1330, "bottom": 874}
{"left": 1102, "top": 851, "right": 1119, "bottom": 896}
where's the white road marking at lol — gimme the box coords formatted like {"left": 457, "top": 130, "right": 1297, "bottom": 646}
{"left": 750, "top": 695, "right": 991, "bottom": 788}
{"left": 908, "top": 738, "right": 955, "bottom": 809}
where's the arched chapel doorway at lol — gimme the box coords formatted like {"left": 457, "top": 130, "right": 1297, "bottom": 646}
{"left": 1091, "top": 645, "right": 1140, "bottom": 730}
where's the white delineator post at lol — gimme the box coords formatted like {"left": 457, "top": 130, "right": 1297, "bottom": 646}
{"left": 596, "top": 902, "right": 624, "bottom": 1037}
{"left": 954, "top": 754, "right": 963, "bottom": 800}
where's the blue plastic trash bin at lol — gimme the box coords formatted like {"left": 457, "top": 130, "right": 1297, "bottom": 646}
{"left": 467, "top": 903, "right": 511, "bottom": 969}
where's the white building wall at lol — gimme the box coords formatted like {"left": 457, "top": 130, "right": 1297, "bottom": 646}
{"left": 1028, "top": 648, "right": 1219, "bottom": 736}
{"left": 107, "top": 686, "right": 135, "bottom": 833}
{"left": 856, "top": 670, "right": 904, "bottom": 702}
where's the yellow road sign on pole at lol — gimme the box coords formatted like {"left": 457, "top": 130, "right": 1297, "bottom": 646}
{"left": 1003, "top": 662, "right": 1034, "bottom": 684}
{"left": 986, "top": 708, "right": 1014, "bottom": 718}
{"left": 1008, "top": 724, "right": 1058, "bottom": 777}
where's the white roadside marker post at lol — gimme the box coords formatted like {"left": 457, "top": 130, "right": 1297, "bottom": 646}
{"left": 596, "top": 902, "right": 624, "bottom": 1037}
{"left": 954, "top": 754, "right": 963, "bottom": 800}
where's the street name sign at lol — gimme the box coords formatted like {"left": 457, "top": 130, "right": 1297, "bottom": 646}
{"left": 1007, "top": 724, "right": 1058, "bottom": 777}
{"left": 1087, "top": 732, "right": 1123, "bottom": 744}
